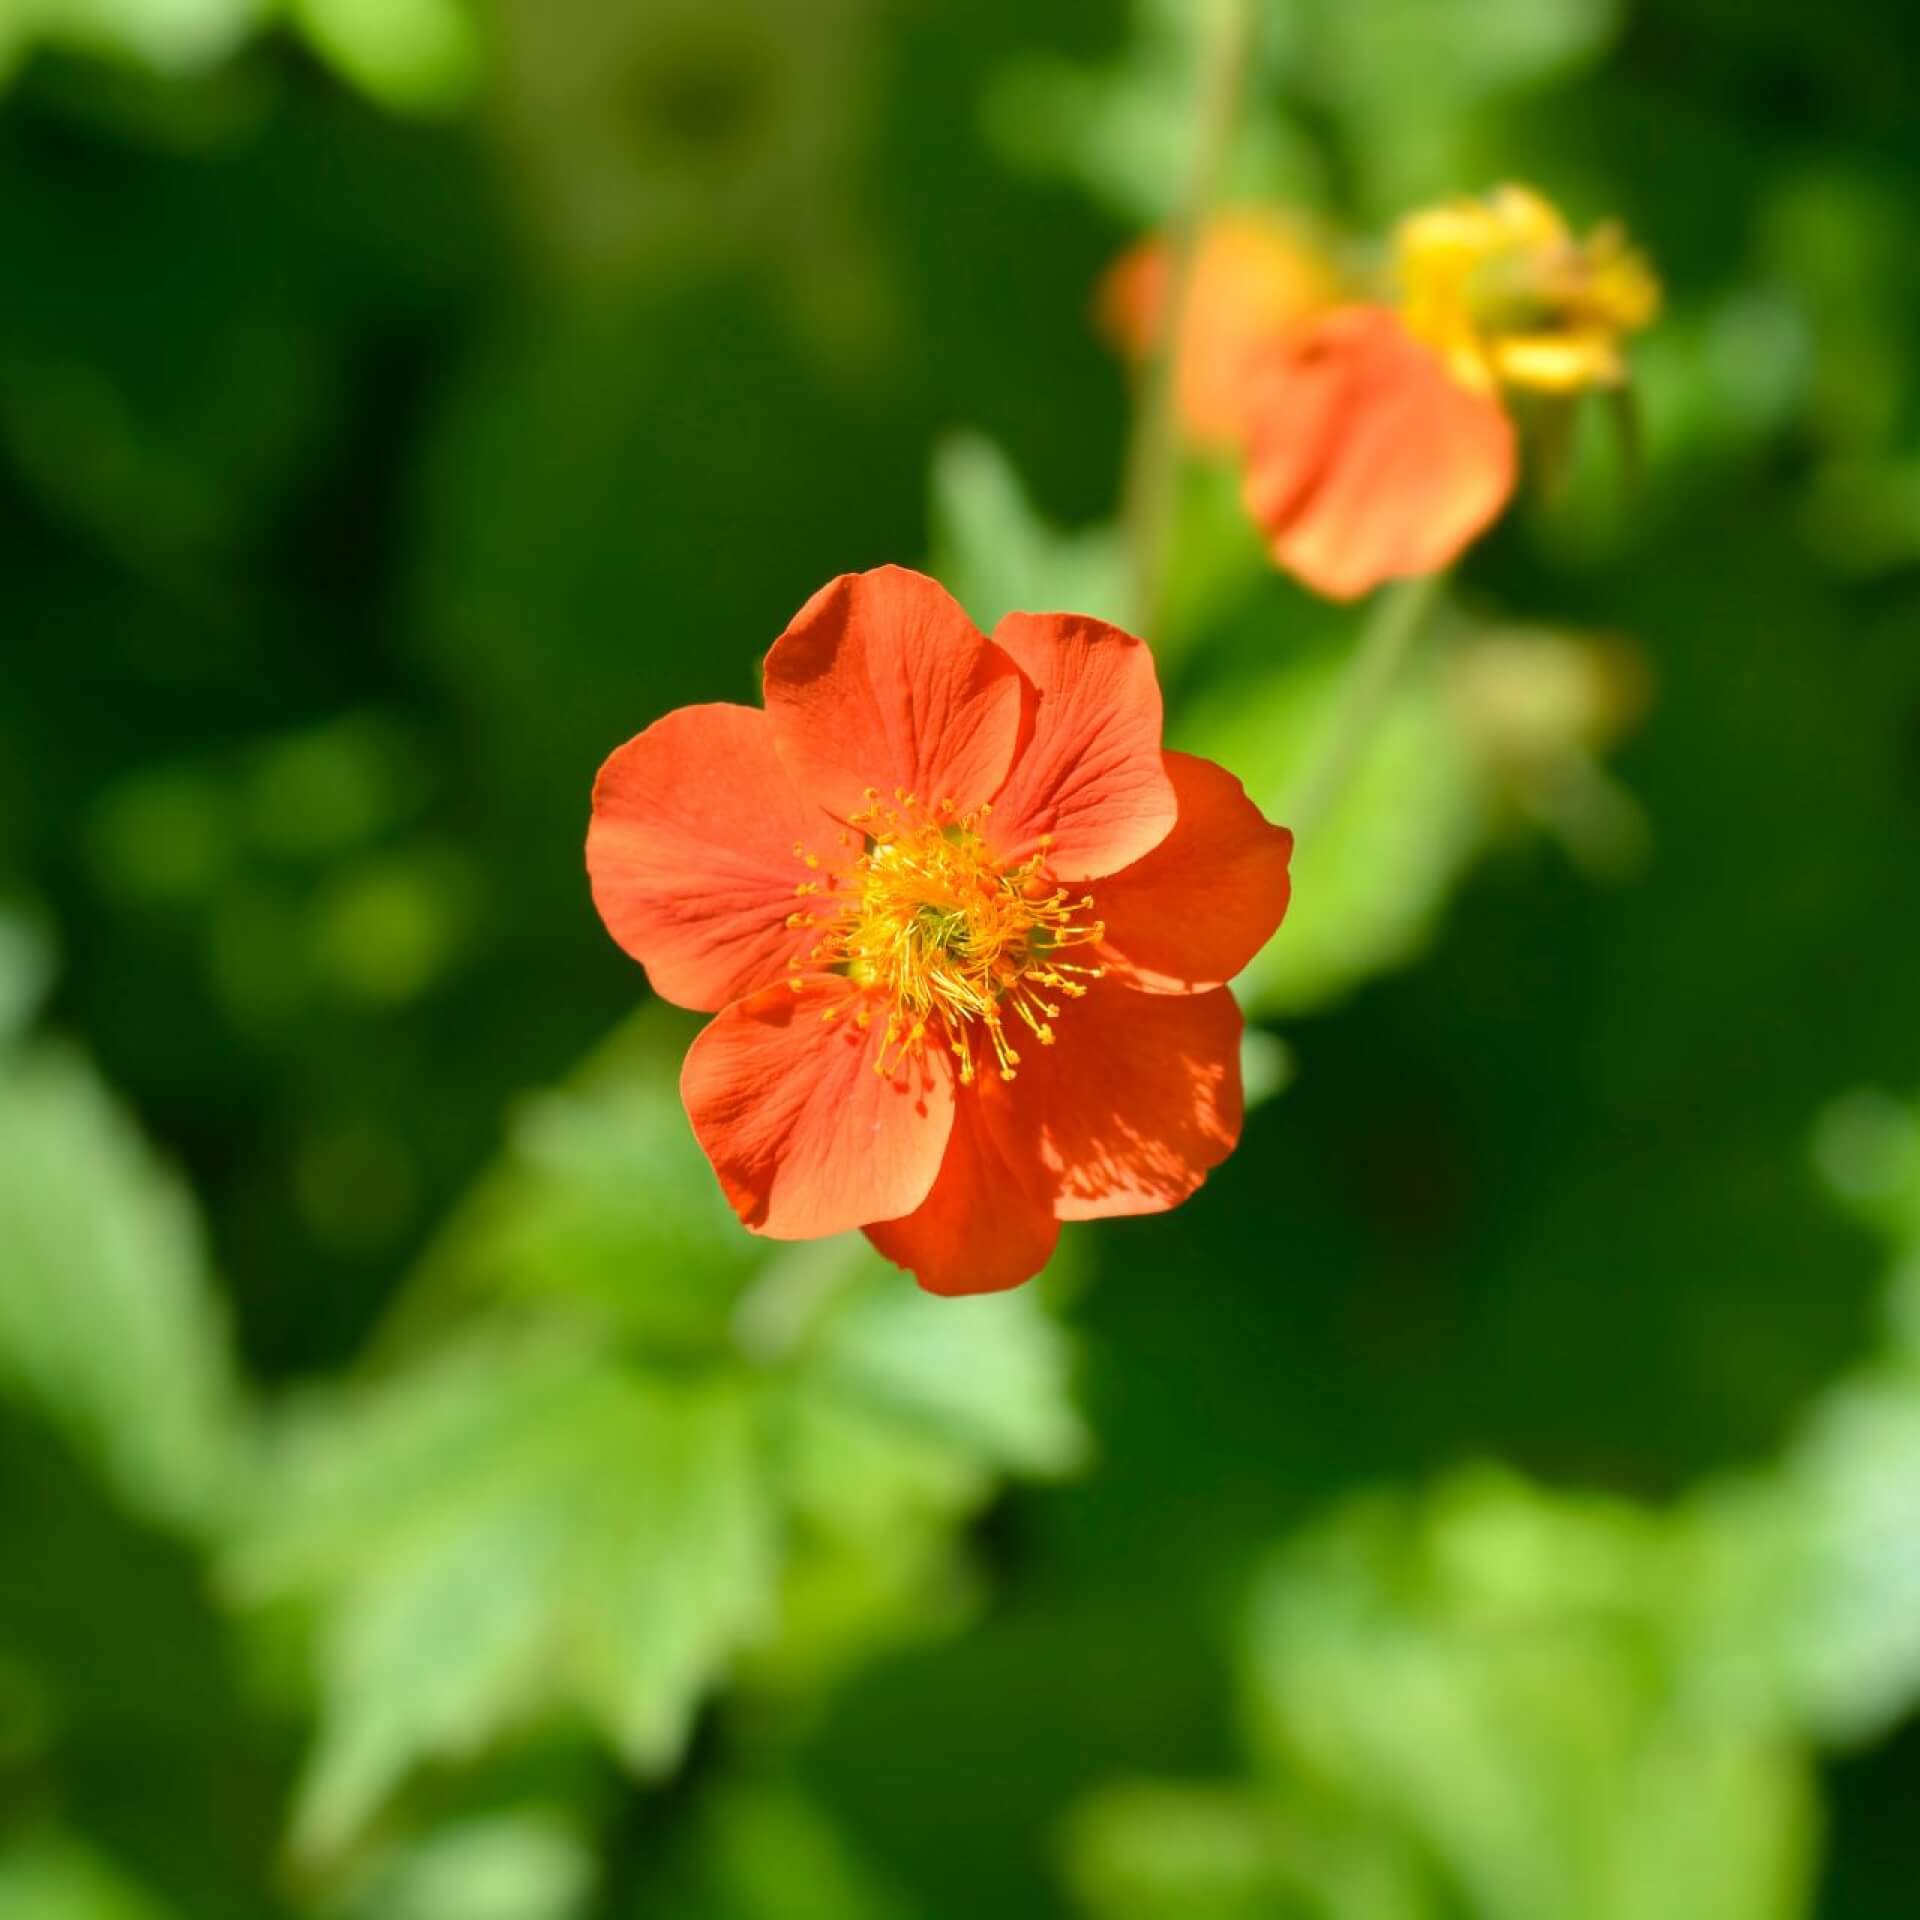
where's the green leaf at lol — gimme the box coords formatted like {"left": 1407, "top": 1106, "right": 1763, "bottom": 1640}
{"left": 929, "top": 434, "right": 1127, "bottom": 634}
{"left": 1756, "top": 1368, "right": 1920, "bottom": 1746}
{"left": 1236, "top": 1472, "right": 1818, "bottom": 1920}
{"left": 233, "top": 1332, "right": 774, "bottom": 1858}
{"left": 0, "top": 1041, "right": 245, "bottom": 1534}
{"left": 809, "top": 1280, "right": 1089, "bottom": 1483}
{"left": 234, "top": 1001, "right": 1088, "bottom": 1856}
{"left": 290, "top": 0, "right": 482, "bottom": 114}
{"left": 1178, "top": 649, "right": 1486, "bottom": 1018}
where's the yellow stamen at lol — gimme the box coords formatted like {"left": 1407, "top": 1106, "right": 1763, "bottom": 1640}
{"left": 799, "top": 798, "right": 1104, "bottom": 1083}
{"left": 1395, "top": 184, "right": 1659, "bottom": 398}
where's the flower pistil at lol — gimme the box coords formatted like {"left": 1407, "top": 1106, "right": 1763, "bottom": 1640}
{"left": 790, "top": 791, "right": 1105, "bottom": 1084}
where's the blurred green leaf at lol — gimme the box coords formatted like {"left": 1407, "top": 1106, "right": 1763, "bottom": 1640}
{"left": 406, "top": 1007, "right": 762, "bottom": 1348}
{"left": 1285, "top": 0, "right": 1622, "bottom": 216}
{"left": 807, "top": 1279, "right": 1088, "bottom": 1484}
{"left": 1663, "top": 1092, "right": 1920, "bottom": 1752}
{"left": 0, "top": 1038, "right": 245, "bottom": 1534}
{"left": 0, "top": 906, "right": 53, "bottom": 1042}
{"left": 1061, "top": 1781, "right": 1299, "bottom": 1920}
{"left": 235, "top": 1332, "right": 774, "bottom": 1858}
{"left": 638, "top": 1783, "right": 912, "bottom": 1920}
{"left": 290, "top": 0, "right": 480, "bottom": 113}
{"left": 0, "top": 0, "right": 480, "bottom": 111}
{"left": 1178, "top": 647, "right": 1486, "bottom": 1018}
{"left": 1739, "top": 1367, "right": 1920, "bottom": 1749}
{"left": 1070, "top": 1471, "right": 1818, "bottom": 1920}
{"left": 983, "top": 0, "right": 1326, "bottom": 224}
{"left": 0, "top": 1830, "right": 184, "bottom": 1920}
{"left": 231, "top": 1004, "right": 1085, "bottom": 1856}
{"left": 0, "top": 0, "right": 261, "bottom": 84}
{"left": 325, "top": 1807, "right": 597, "bottom": 1920}
{"left": 930, "top": 434, "right": 1127, "bottom": 634}
{"left": 1811, "top": 1089, "right": 1920, "bottom": 1241}
{"left": 1246, "top": 1473, "right": 1816, "bottom": 1920}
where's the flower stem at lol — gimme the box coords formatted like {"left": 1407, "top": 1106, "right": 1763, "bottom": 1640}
{"left": 1287, "top": 572, "right": 1446, "bottom": 839}
{"left": 1120, "top": 0, "right": 1256, "bottom": 638}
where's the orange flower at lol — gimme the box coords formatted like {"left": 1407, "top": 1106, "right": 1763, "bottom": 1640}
{"left": 587, "top": 567, "right": 1292, "bottom": 1296}
{"left": 1237, "top": 186, "right": 1657, "bottom": 602}
{"left": 1239, "top": 306, "right": 1516, "bottom": 602}
{"left": 1099, "top": 211, "right": 1341, "bottom": 446}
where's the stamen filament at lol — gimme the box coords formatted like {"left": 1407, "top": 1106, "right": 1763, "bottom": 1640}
{"left": 798, "top": 797, "right": 1104, "bottom": 1082}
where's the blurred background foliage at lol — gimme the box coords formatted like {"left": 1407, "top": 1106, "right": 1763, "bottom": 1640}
{"left": 1, "top": 0, "right": 1917, "bottom": 1913}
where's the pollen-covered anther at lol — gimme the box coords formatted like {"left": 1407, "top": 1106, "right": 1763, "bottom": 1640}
{"left": 797, "top": 801, "right": 1103, "bottom": 1083}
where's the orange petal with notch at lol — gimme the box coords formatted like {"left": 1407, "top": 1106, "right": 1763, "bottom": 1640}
{"left": 985, "top": 610, "right": 1177, "bottom": 881}
{"left": 763, "top": 566, "right": 1023, "bottom": 821}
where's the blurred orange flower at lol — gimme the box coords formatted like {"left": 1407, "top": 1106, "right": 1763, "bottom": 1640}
{"left": 587, "top": 567, "right": 1292, "bottom": 1296}
{"left": 1239, "top": 306, "right": 1516, "bottom": 603}
{"left": 1236, "top": 185, "right": 1658, "bottom": 601}
{"left": 1098, "top": 210, "right": 1341, "bottom": 446}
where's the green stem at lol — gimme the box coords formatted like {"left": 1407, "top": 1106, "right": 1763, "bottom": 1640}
{"left": 1120, "top": 0, "right": 1257, "bottom": 637}
{"left": 1287, "top": 572, "right": 1445, "bottom": 840}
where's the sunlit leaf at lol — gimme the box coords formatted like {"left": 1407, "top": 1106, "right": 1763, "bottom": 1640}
{"left": 233, "top": 1330, "right": 775, "bottom": 1858}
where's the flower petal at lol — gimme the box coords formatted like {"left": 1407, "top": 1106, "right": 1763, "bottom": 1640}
{"left": 987, "top": 983, "right": 1244, "bottom": 1220}
{"left": 588, "top": 704, "right": 846, "bottom": 1012}
{"left": 681, "top": 976, "right": 955, "bottom": 1239}
{"left": 1098, "top": 213, "right": 1342, "bottom": 446}
{"left": 1096, "top": 752, "right": 1293, "bottom": 993}
{"left": 1241, "top": 306, "right": 1515, "bottom": 602}
{"left": 763, "top": 566, "right": 1024, "bottom": 819}
{"left": 865, "top": 1083, "right": 1059, "bottom": 1296}
{"left": 984, "top": 611, "right": 1178, "bottom": 880}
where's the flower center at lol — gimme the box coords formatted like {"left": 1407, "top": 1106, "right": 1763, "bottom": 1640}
{"left": 788, "top": 792, "right": 1104, "bottom": 1083}
{"left": 1396, "top": 188, "right": 1658, "bottom": 396}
